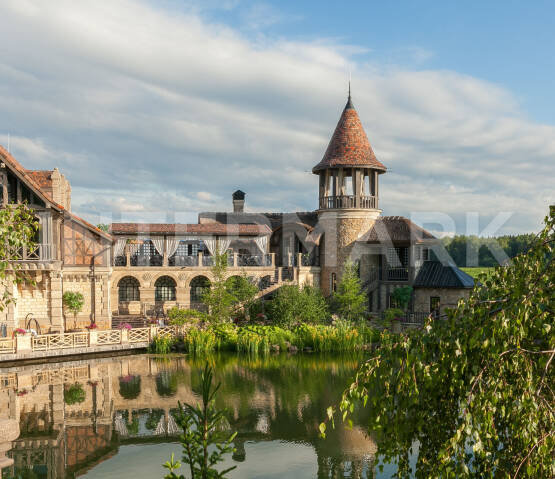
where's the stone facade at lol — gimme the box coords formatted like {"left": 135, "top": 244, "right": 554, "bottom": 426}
{"left": 414, "top": 288, "right": 471, "bottom": 316}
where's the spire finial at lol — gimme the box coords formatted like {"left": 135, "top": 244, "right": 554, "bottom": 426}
{"left": 345, "top": 71, "right": 354, "bottom": 109}
{"left": 348, "top": 70, "right": 351, "bottom": 100}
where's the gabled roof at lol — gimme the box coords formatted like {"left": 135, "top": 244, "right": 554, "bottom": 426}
{"left": 312, "top": 95, "right": 387, "bottom": 173}
{"left": 365, "top": 216, "right": 436, "bottom": 243}
{"left": 26, "top": 170, "right": 53, "bottom": 190}
{"left": 0, "top": 145, "right": 111, "bottom": 241}
{"left": 414, "top": 261, "right": 475, "bottom": 289}
{"left": 110, "top": 223, "right": 272, "bottom": 236}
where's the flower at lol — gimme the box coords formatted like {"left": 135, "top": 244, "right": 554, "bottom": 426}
{"left": 14, "top": 328, "right": 26, "bottom": 335}
{"left": 86, "top": 323, "right": 98, "bottom": 329}
{"left": 118, "top": 323, "right": 132, "bottom": 330}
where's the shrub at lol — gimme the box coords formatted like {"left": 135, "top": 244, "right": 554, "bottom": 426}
{"left": 167, "top": 307, "right": 205, "bottom": 327}
{"left": 64, "top": 382, "right": 86, "bottom": 405}
{"left": 184, "top": 329, "right": 218, "bottom": 355}
{"left": 156, "top": 372, "right": 178, "bottom": 397}
{"left": 267, "top": 284, "right": 328, "bottom": 328}
{"left": 391, "top": 286, "right": 413, "bottom": 311}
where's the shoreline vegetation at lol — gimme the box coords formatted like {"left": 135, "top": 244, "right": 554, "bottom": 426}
{"left": 149, "top": 257, "right": 401, "bottom": 356}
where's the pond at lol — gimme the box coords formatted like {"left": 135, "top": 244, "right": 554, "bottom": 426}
{"left": 0, "top": 353, "right": 410, "bottom": 478}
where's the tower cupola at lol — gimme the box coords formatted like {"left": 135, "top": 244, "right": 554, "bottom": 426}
{"left": 313, "top": 93, "right": 386, "bottom": 210}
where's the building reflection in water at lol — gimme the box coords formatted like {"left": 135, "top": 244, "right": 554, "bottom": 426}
{"left": 0, "top": 354, "right": 377, "bottom": 478}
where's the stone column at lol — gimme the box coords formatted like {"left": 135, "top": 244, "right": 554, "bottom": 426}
{"left": 49, "top": 272, "right": 64, "bottom": 332}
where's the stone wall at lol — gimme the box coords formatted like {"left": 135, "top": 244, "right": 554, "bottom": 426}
{"left": 414, "top": 288, "right": 471, "bottom": 315}
{"left": 318, "top": 209, "right": 379, "bottom": 296}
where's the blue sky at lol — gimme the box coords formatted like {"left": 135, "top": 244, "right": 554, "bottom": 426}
{"left": 0, "top": 0, "right": 553, "bottom": 235}
{"left": 198, "top": 0, "right": 555, "bottom": 122}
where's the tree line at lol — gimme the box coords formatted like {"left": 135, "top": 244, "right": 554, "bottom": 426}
{"left": 441, "top": 233, "right": 535, "bottom": 267}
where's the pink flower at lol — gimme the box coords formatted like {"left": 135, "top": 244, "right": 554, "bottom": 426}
{"left": 14, "top": 328, "right": 26, "bottom": 335}
{"left": 86, "top": 323, "right": 98, "bottom": 329}
{"left": 118, "top": 323, "right": 132, "bottom": 330}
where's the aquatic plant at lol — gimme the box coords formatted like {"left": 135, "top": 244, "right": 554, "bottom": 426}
{"left": 163, "top": 364, "right": 237, "bottom": 479}
{"left": 150, "top": 334, "right": 174, "bottom": 354}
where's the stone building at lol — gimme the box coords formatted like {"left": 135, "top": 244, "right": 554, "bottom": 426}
{"left": 0, "top": 146, "right": 112, "bottom": 335}
{"left": 0, "top": 93, "right": 473, "bottom": 333}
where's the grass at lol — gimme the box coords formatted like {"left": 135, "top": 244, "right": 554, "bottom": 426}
{"left": 155, "top": 321, "right": 380, "bottom": 356}
{"left": 460, "top": 267, "right": 495, "bottom": 280}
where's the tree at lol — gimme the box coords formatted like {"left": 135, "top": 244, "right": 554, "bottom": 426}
{"left": 331, "top": 260, "right": 367, "bottom": 321}
{"left": 267, "top": 284, "right": 329, "bottom": 328}
{"left": 62, "top": 291, "right": 85, "bottom": 330}
{"left": 163, "top": 364, "right": 237, "bottom": 479}
{"left": 96, "top": 223, "right": 109, "bottom": 232}
{"left": 225, "top": 274, "right": 258, "bottom": 320}
{"left": 322, "top": 209, "right": 554, "bottom": 478}
{"left": 0, "top": 204, "right": 38, "bottom": 311}
{"left": 391, "top": 285, "right": 413, "bottom": 311}
{"left": 201, "top": 251, "right": 236, "bottom": 324}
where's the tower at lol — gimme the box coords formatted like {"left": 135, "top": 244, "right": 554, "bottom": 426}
{"left": 314, "top": 91, "right": 387, "bottom": 295}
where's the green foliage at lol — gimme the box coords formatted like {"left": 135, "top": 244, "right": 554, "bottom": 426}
{"left": 331, "top": 260, "right": 367, "bottom": 321}
{"left": 96, "top": 223, "right": 110, "bottom": 232}
{"left": 63, "top": 382, "right": 86, "bottom": 405}
{"left": 62, "top": 291, "right": 85, "bottom": 329}
{"left": 184, "top": 329, "right": 219, "bottom": 355}
{"left": 168, "top": 307, "right": 205, "bottom": 327}
{"left": 202, "top": 252, "right": 236, "bottom": 325}
{"left": 225, "top": 274, "right": 258, "bottom": 318}
{"left": 322, "top": 211, "right": 555, "bottom": 477}
{"left": 383, "top": 308, "right": 404, "bottom": 321}
{"left": 163, "top": 364, "right": 237, "bottom": 479}
{"left": 442, "top": 233, "right": 535, "bottom": 267}
{"left": 267, "top": 284, "right": 329, "bottom": 328}
{"left": 0, "top": 204, "right": 38, "bottom": 311}
{"left": 391, "top": 286, "right": 413, "bottom": 311}
{"left": 150, "top": 334, "right": 174, "bottom": 354}
{"left": 156, "top": 372, "right": 178, "bottom": 397}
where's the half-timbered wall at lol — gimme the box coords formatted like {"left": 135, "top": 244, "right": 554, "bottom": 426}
{"left": 63, "top": 220, "right": 109, "bottom": 266}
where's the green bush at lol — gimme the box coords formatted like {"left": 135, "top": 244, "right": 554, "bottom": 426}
{"left": 331, "top": 260, "right": 367, "bottom": 321}
{"left": 267, "top": 284, "right": 329, "bottom": 328}
{"left": 64, "top": 382, "right": 86, "bottom": 405}
{"left": 167, "top": 307, "right": 205, "bottom": 326}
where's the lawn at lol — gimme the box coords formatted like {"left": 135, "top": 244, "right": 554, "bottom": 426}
{"left": 460, "top": 267, "right": 495, "bottom": 280}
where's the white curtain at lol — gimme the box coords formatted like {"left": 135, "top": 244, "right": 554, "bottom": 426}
{"left": 166, "top": 237, "right": 181, "bottom": 258}
{"left": 218, "top": 238, "right": 232, "bottom": 253}
{"left": 151, "top": 237, "right": 165, "bottom": 256}
{"left": 203, "top": 238, "right": 218, "bottom": 256}
{"left": 254, "top": 235, "right": 269, "bottom": 253}
{"left": 127, "top": 243, "right": 141, "bottom": 255}
{"left": 114, "top": 238, "right": 127, "bottom": 257}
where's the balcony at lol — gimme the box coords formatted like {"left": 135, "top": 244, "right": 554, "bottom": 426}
{"left": 319, "top": 195, "right": 377, "bottom": 210}
{"left": 11, "top": 244, "right": 53, "bottom": 262}
{"left": 113, "top": 252, "right": 275, "bottom": 268}
{"left": 386, "top": 266, "right": 409, "bottom": 281}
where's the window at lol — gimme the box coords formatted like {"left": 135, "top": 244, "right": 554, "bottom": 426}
{"left": 118, "top": 276, "right": 140, "bottom": 302}
{"left": 423, "top": 248, "right": 429, "bottom": 261}
{"left": 387, "top": 247, "right": 408, "bottom": 267}
{"left": 388, "top": 294, "right": 400, "bottom": 309}
{"left": 190, "top": 276, "right": 210, "bottom": 303}
{"left": 155, "top": 276, "right": 176, "bottom": 301}
{"left": 430, "top": 296, "right": 440, "bottom": 318}
{"left": 330, "top": 273, "right": 337, "bottom": 293}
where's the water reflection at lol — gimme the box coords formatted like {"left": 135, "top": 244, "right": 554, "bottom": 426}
{"left": 0, "top": 353, "right": 377, "bottom": 478}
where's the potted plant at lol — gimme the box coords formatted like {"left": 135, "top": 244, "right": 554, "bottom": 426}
{"left": 62, "top": 291, "right": 85, "bottom": 331}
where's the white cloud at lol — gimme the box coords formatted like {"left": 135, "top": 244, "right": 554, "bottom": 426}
{"left": 0, "top": 0, "right": 552, "bottom": 234}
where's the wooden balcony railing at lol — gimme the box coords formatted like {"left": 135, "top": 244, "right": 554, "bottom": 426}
{"left": 319, "top": 195, "right": 377, "bottom": 210}
{"left": 10, "top": 244, "right": 53, "bottom": 261}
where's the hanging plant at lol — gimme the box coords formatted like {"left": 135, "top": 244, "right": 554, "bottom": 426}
{"left": 118, "top": 375, "right": 141, "bottom": 400}
{"left": 64, "top": 383, "right": 86, "bottom": 405}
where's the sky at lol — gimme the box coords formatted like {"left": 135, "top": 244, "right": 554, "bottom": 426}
{"left": 0, "top": 0, "right": 553, "bottom": 236}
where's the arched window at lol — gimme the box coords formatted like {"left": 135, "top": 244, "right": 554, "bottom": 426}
{"left": 190, "top": 276, "right": 210, "bottom": 303}
{"left": 155, "top": 276, "right": 176, "bottom": 301}
{"left": 118, "top": 276, "right": 140, "bottom": 302}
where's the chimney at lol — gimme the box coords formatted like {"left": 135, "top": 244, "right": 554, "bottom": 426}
{"left": 232, "top": 190, "right": 245, "bottom": 213}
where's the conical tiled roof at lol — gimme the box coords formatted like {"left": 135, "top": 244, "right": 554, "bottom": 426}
{"left": 313, "top": 96, "right": 386, "bottom": 173}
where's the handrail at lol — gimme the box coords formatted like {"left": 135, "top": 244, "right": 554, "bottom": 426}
{"left": 319, "top": 195, "right": 377, "bottom": 209}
